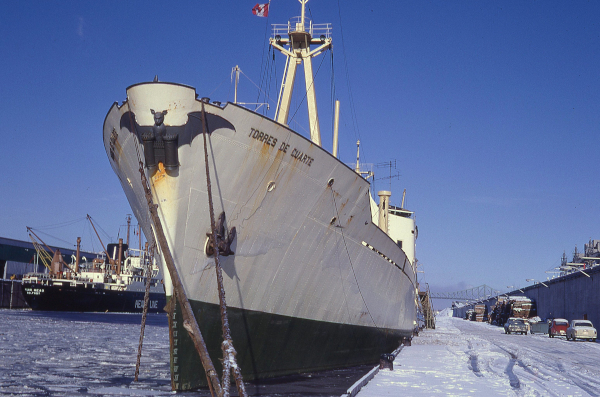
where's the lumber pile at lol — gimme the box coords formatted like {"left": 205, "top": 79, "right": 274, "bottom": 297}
{"left": 489, "top": 296, "right": 537, "bottom": 326}
{"left": 474, "top": 304, "right": 488, "bottom": 322}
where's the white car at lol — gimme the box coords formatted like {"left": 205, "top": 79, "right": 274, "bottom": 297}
{"left": 566, "top": 320, "right": 597, "bottom": 342}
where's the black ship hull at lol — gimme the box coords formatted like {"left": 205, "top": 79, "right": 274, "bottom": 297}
{"left": 21, "top": 283, "right": 166, "bottom": 313}
{"left": 169, "top": 298, "right": 409, "bottom": 390}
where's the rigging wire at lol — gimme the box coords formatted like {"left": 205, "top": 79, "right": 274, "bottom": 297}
{"left": 83, "top": 221, "right": 98, "bottom": 253}
{"left": 87, "top": 215, "right": 114, "bottom": 243}
{"left": 236, "top": 68, "right": 276, "bottom": 109}
{"left": 335, "top": 0, "right": 365, "bottom": 159}
{"left": 288, "top": 52, "right": 328, "bottom": 125}
{"left": 31, "top": 217, "right": 87, "bottom": 230}
{"left": 330, "top": 50, "right": 336, "bottom": 154}
{"left": 331, "top": 199, "right": 355, "bottom": 326}
{"left": 330, "top": 189, "right": 378, "bottom": 328}
{"left": 208, "top": 75, "right": 231, "bottom": 99}
{"left": 266, "top": 47, "right": 275, "bottom": 116}
{"left": 28, "top": 216, "right": 107, "bottom": 252}
{"left": 257, "top": 12, "right": 271, "bottom": 115}
{"left": 27, "top": 229, "right": 74, "bottom": 247}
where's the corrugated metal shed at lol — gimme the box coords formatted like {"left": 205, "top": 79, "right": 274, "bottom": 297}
{"left": 0, "top": 236, "right": 98, "bottom": 279}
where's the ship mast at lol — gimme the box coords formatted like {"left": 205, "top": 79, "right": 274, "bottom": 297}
{"left": 270, "top": 0, "right": 332, "bottom": 146}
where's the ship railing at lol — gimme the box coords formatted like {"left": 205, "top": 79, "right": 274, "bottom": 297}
{"left": 272, "top": 17, "right": 331, "bottom": 39}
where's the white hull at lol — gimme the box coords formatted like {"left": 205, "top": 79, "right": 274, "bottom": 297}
{"left": 103, "top": 82, "right": 417, "bottom": 386}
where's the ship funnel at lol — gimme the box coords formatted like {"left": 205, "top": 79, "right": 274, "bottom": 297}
{"left": 378, "top": 191, "right": 391, "bottom": 233}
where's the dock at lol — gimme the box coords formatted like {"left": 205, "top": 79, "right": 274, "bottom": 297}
{"left": 0, "top": 279, "right": 28, "bottom": 309}
{"left": 351, "top": 310, "right": 600, "bottom": 396}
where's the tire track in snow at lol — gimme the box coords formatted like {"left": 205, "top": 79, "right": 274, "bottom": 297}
{"left": 455, "top": 319, "right": 600, "bottom": 396}
{"left": 494, "top": 338, "right": 600, "bottom": 396}
{"left": 556, "top": 362, "right": 599, "bottom": 396}
{"left": 490, "top": 338, "right": 589, "bottom": 396}
{"left": 504, "top": 352, "right": 521, "bottom": 390}
{"left": 466, "top": 340, "right": 483, "bottom": 377}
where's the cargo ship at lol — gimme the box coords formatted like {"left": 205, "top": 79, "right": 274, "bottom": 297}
{"left": 103, "top": 0, "right": 418, "bottom": 390}
{"left": 21, "top": 221, "right": 166, "bottom": 313}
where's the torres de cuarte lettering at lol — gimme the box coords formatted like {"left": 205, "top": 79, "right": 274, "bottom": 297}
{"left": 249, "top": 128, "right": 314, "bottom": 166}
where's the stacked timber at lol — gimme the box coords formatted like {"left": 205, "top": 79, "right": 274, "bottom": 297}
{"left": 490, "top": 296, "right": 536, "bottom": 326}
{"left": 488, "top": 297, "right": 507, "bottom": 325}
{"left": 510, "top": 296, "right": 536, "bottom": 319}
{"left": 474, "top": 304, "right": 488, "bottom": 322}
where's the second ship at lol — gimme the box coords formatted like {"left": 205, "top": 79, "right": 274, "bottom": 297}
{"left": 21, "top": 217, "right": 166, "bottom": 313}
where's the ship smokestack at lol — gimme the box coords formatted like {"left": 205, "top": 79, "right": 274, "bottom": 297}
{"left": 378, "top": 191, "right": 391, "bottom": 233}
{"left": 75, "top": 237, "right": 81, "bottom": 273}
{"left": 117, "top": 238, "right": 123, "bottom": 276}
{"left": 51, "top": 249, "right": 63, "bottom": 277}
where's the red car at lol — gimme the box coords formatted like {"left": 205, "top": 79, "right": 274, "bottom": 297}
{"left": 549, "top": 318, "right": 569, "bottom": 338}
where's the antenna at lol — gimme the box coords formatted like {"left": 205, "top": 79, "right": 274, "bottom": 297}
{"left": 374, "top": 160, "right": 400, "bottom": 190}
{"left": 354, "top": 140, "right": 373, "bottom": 180}
{"left": 231, "top": 65, "right": 270, "bottom": 110}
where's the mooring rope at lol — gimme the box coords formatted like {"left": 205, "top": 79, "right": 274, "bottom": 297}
{"left": 134, "top": 241, "right": 154, "bottom": 382}
{"left": 200, "top": 102, "right": 247, "bottom": 397}
{"left": 130, "top": 107, "right": 224, "bottom": 396}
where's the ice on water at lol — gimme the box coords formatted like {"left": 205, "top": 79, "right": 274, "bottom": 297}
{"left": 0, "top": 310, "right": 176, "bottom": 396}
{"left": 0, "top": 310, "right": 370, "bottom": 396}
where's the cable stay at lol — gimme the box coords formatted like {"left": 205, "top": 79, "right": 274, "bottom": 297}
{"left": 231, "top": 65, "right": 271, "bottom": 111}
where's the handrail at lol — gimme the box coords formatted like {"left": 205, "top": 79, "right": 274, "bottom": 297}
{"left": 272, "top": 17, "right": 331, "bottom": 38}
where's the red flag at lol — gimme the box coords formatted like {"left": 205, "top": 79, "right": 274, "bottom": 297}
{"left": 252, "top": 3, "right": 269, "bottom": 17}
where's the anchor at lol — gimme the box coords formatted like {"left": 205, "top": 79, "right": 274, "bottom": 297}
{"left": 206, "top": 212, "right": 236, "bottom": 256}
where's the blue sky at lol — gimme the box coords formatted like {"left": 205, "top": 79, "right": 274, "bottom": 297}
{"left": 1, "top": 1, "right": 599, "bottom": 298}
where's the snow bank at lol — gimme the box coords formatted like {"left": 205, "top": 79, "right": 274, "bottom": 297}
{"left": 356, "top": 313, "right": 600, "bottom": 396}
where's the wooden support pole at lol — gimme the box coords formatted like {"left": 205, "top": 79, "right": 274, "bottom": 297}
{"left": 138, "top": 162, "right": 224, "bottom": 397}
{"left": 134, "top": 242, "right": 153, "bottom": 382}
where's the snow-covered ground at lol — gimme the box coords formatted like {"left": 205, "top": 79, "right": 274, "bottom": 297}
{"left": 357, "top": 309, "right": 600, "bottom": 396}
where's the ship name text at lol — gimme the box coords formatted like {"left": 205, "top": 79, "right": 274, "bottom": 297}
{"left": 249, "top": 128, "right": 277, "bottom": 147}
{"left": 290, "top": 148, "right": 314, "bottom": 166}
{"left": 135, "top": 299, "right": 158, "bottom": 309}
{"left": 249, "top": 128, "right": 314, "bottom": 167}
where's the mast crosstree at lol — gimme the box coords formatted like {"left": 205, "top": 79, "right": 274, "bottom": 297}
{"left": 270, "top": 0, "right": 332, "bottom": 146}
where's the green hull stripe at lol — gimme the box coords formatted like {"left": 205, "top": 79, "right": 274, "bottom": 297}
{"left": 169, "top": 297, "right": 410, "bottom": 391}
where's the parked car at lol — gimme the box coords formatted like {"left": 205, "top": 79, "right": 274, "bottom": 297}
{"left": 566, "top": 320, "right": 597, "bottom": 342}
{"left": 504, "top": 317, "right": 528, "bottom": 334}
{"left": 548, "top": 318, "right": 569, "bottom": 338}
